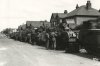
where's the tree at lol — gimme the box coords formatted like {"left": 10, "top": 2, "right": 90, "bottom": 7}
{"left": 2, "top": 28, "right": 13, "bottom": 35}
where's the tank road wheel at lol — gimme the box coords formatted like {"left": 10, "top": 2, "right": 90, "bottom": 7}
{"left": 54, "top": 42, "right": 56, "bottom": 50}
{"left": 85, "top": 47, "right": 97, "bottom": 54}
{"left": 51, "top": 40, "right": 56, "bottom": 50}
{"left": 65, "top": 47, "right": 69, "bottom": 53}
{"left": 85, "top": 46, "right": 93, "bottom": 54}
{"left": 65, "top": 43, "right": 79, "bottom": 53}
{"left": 46, "top": 40, "right": 50, "bottom": 49}
{"left": 85, "top": 48, "right": 92, "bottom": 54}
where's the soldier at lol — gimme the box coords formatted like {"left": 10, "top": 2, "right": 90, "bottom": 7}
{"left": 41, "top": 31, "right": 47, "bottom": 46}
{"left": 61, "top": 31, "right": 69, "bottom": 50}
{"left": 45, "top": 32, "right": 50, "bottom": 49}
{"left": 27, "top": 33, "right": 32, "bottom": 43}
{"left": 50, "top": 31, "right": 57, "bottom": 50}
{"left": 56, "top": 32, "right": 61, "bottom": 50}
{"left": 31, "top": 32, "right": 35, "bottom": 45}
{"left": 37, "top": 32, "right": 42, "bottom": 46}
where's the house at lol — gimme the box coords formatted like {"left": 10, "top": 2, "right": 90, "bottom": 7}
{"left": 50, "top": 10, "right": 68, "bottom": 27}
{"left": 26, "top": 21, "right": 43, "bottom": 29}
{"left": 26, "top": 21, "right": 50, "bottom": 29}
{"left": 18, "top": 24, "right": 26, "bottom": 31}
{"left": 82, "top": 18, "right": 100, "bottom": 29}
{"left": 64, "top": 1, "right": 100, "bottom": 29}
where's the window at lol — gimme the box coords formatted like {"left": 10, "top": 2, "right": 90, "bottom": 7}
{"left": 60, "top": 19, "right": 62, "bottom": 23}
{"left": 66, "top": 19, "right": 75, "bottom": 24}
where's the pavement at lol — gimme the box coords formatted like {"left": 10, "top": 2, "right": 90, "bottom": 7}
{"left": 0, "top": 34, "right": 100, "bottom": 66}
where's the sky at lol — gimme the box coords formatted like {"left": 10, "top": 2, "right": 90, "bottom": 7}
{"left": 0, "top": 0, "right": 100, "bottom": 31}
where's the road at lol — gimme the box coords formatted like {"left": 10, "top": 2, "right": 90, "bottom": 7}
{"left": 0, "top": 34, "right": 100, "bottom": 66}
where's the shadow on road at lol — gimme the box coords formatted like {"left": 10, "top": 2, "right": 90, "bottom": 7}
{"left": 66, "top": 53, "right": 100, "bottom": 61}
{"left": 71, "top": 53, "right": 95, "bottom": 59}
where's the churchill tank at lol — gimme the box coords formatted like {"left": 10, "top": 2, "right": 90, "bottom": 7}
{"left": 78, "top": 18, "right": 100, "bottom": 54}
{"left": 79, "top": 29, "right": 100, "bottom": 54}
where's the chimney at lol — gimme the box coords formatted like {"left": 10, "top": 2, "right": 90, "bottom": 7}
{"left": 21, "top": 27, "right": 23, "bottom": 30}
{"left": 26, "top": 23, "right": 28, "bottom": 28}
{"left": 86, "top": 0, "right": 92, "bottom": 9}
{"left": 99, "top": 9, "right": 100, "bottom": 12}
{"left": 64, "top": 10, "right": 68, "bottom": 14}
{"left": 76, "top": 4, "right": 79, "bottom": 9}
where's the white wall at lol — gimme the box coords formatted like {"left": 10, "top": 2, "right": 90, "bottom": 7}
{"left": 66, "top": 19, "right": 75, "bottom": 24}
{"left": 76, "top": 17, "right": 97, "bottom": 25}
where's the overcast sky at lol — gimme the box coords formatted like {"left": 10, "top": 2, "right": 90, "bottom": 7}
{"left": 0, "top": 0, "right": 100, "bottom": 31}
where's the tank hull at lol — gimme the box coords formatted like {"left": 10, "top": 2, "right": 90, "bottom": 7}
{"left": 79, "top": 29, "right": 100, "bottom": 54}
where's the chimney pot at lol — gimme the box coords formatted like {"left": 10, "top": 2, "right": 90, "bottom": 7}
{"left": 99, "top": 9, "right": 100, "bottom": 12}
{"left": 64, "top": 10, "right": 68, "bottom": 14}
{"left": 76, "top": 4, "right": 79, "bottom": 9}
{"left": 86, "top": 0, "right": 92, "bottom": 9}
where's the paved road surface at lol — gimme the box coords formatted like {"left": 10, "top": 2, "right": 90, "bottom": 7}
{"left": 0, "top": 34, "right": 100, "bottom": 66}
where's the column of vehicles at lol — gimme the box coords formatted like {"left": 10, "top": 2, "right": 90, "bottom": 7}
{"left": 8, "top": 21, "right": 100, "bottom": 55}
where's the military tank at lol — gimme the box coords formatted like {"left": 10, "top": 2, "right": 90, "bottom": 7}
{"left": 79, "top": 19, "right": 100, "bottom": 54}
{"left": 79, "top": 29, "right": 100, "bottom": 54}
{"left": 65, "top": 31, "right": 79, "bottom": 53}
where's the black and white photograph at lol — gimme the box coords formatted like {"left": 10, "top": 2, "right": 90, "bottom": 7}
{"left": 0, "top": 0, "right": 100, "bottom": 66}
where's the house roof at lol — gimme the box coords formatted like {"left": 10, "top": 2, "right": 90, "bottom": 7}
{"left": 67, "top": 5, "right": 100, "bottom": 17}
{"left": 26, "top": 21, "right": 43, "bottom": 28}
{"left": 51, "top": 13, "right": 67, "bottom": 19}
{"left": 18, "top": 24, "right": 26, "bottom": 30}
{"left": 52, "top": 13, "right": 58, "bottom": 18}
{"left": 26, "top": 21, "right": 50, "bottom": 28}
{"left": 43, "top": 22, "right": 51, "bottom": 27}
{"left": 83, "top": 17, "right": 100, "bottom": 23}
{"left": 22, "top": 24, "right": 26, "bottom": 29}
{"left": 57, "top": 13, "right": 67, "bottom": 18}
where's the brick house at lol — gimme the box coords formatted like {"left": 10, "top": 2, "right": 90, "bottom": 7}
{"left": 50, "top": 10, "right": 68, "bottom": 27}
{"left": 26, "top": 21, "right": 50, "bottom": 28}
{"left": 18, "top": 24, "right": 26, "bottom": 31}
{"left": 64, "top": 1, "right": 100, "bottom": 29}
{"left": 80, "top": 18, "right": 100, "bottom": 29}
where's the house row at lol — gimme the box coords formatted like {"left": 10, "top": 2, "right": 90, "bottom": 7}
{"left": 18, "top": 1, "right": 100, "bottom": 31}
{"left": 50, "top": 1, "right": 100, "bottom": 30}
{"left": 18, "top": 20, "right": 50, "bottom": 31}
